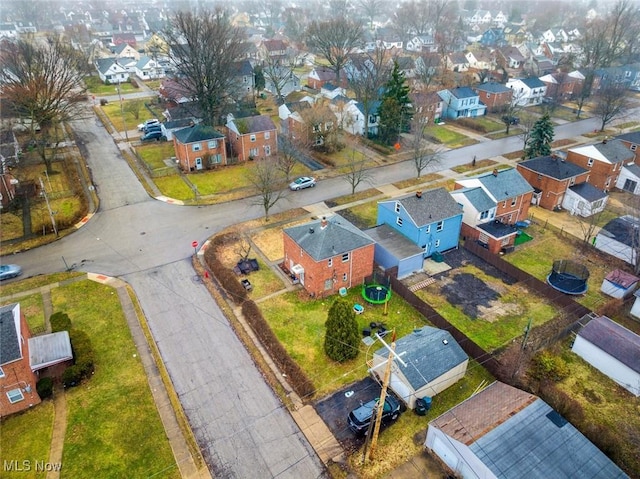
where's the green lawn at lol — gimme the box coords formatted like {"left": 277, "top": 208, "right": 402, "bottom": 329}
{"left": 154, "top": 175, "right": 194, "bottom": 201}
{"left": 100, "top": 101, "right": 141, "bottom": 133}
{"left": 0, "top": 401, "right": 55, "bottom": 478}
{"left": 51, "top": 280, "right": 179, "bottom": 478}
{"left": 85, "top": 76, "right": 138, "bottom": 96}
{"left": 12, "top": 293, "right": 46, "bottom": 333}
{"left": 136, "top": 142, "right": 176, "bottom": 170}
{"left": 425, "top": 125, "right": 477, "bottom": 148}
{"left": 415, "top": 263, "right": 559, "bottom": 351}
{"left": 260, "top": 289, "right": 431, "bottom": 397}
{"left": 189, "top": 163, "right": 256, "bottom": 195}
{"left": 469, "top": 116, "right": 505, "bottom": 133}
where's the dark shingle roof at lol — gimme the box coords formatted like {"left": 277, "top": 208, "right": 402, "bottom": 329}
{"left": 518, "top": 155, "right": 588, "bottom": 180}
{"left": 592, "top": 139, "right": 635, "bottom": 164}
{"left": 599, "top": 215, "right": 640, "bottom": 247}
{"left": 568, "top": 182, "right": 607, "bottom": 202}
{"left": 578, "top": 316, "right": 640, "bottom": 374}
{"left": 0, "top": 303, "right": 21, "bottom": 365}
{"left": 450, "top": 86, "right": 478, "bottom": 99}
{"left": 173, "top": 124, "right": 224, "bottom": 144}
{"left": 474, "top": 82, "right": 511, "bottom": 94}
{"left": 284, "top": 214, "right": 374, "bottom": 261}
{"left": 624, "top": 163, "right": 640, "bottom": 177}
{"left": 375, "top": 327, "right": 467, "bottom": 389}
{"left": 239, "top": 115, "right": 277, "bottom": 133}
{"left": 394, "top": 187, "right": 462, "bottom": 226}
{"left": 521, "top": 77, "right": 545, "bottom": 88}
{"left": 615, "top": 131, "right": 640, "bottom": 144}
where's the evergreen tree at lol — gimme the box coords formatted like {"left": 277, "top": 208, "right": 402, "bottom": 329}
{"left": 324, "top": 299, "right": 360, "bottom": 362}
{"left": 378, "top": 61, "right": 413, "bottom": 145}
{"left": 524, "top": 113, "right": 554, "bottom": 159}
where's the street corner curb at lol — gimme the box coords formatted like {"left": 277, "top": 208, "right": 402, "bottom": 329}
{"left": 74, "top": 213, "right": 94, "bottom": 229}
{"left": 87, "top": 272, "right": 125, "bottom": 287}
{"left": 156, "top": 195, "right": 185, "bottom": 205}
{"left": 197, "top": 240, "right": 211, "bottom": 257}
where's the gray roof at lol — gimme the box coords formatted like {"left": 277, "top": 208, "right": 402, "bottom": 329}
{"left": 389, "top": 188, "right": 462, "bottom": 226}
{"left": 578, "top": 316, "right": 640, "bottom": 374}
{"left": 236, "top": 115, "right": 277, "bottom": 133}
{"left": 0, "top": 303, "right": 21, "bottom": 365}
{"left": 593, "top": 139, "right": 635, "bottom": 164}
{"left": 375, "top": 327, "right": 467, "bottom": 389}
{"left": 599, "top": 215, "right": 640, "bottom": 247}
{"left": 569, "top": 182, "right": 607, "bottom": 202}
{"left": 518, "top": 155, "right": 588, "bottom": 180}
{"left": 364, "top": 224, "right": 423, "bottom": 260}
{"left": 521, "top": 77, "right": 546, "bottom": 88}
{"left": 475, "top": 168, "right": 534, "bottom": 202}
{"left": 173, "top": 124, "right": 224, "bottom": 144}
{"left": 623, "top": 163, "right": 640, "bottom": 178}
{"left": 616, "top": 131, "right": 640, "bottom": 144}
{"left": 474, "top": 82, "right": 511, "bottom": 94}
{"left": 472, "top": 398, "right": 629, "bottom": 479}
{"left": 450, "top": 87, "right": 478, "bottom": 99}
{"left": 95, "top": 57, "right": 123, "bottom": 75}
{"left": 163, "top": 118, "right": 195, "bottom": 130}
{"left": 453, "top": 186, "right": 495, "bottom": 212}
{"left": 478, "top": 220, "right": 518, "bottom": 239}
{"left": 28, "top": 331, "right": 73, "bottom": 371}
{"left": 284, "top": 214, "right": 374, "bottom": 261}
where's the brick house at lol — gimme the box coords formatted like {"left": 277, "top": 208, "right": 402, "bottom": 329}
{"left": 565, "top": 139, "right": 635, "bottom": 191}
{"left": 539, "top": 71, "right": 584, "bottom": 101}
{"left": 173, "top": 124, "right": 227, "bottom": 172}
{"left": 0, "top": 303, "right": 41, "bottom": 417}
{"left": 226, "top": 115, "right": 277, "bottom": 162}
{"left": 451, "top": 168, "right": 533, "bottom": 254}
{"left": 282, "top": 215, "right": 375, "bottom": 298}
{"left": 307, "top": 67, "right": 339, "bottom": 90}
{"left": 615, "top": 131, "right": 640, "bottom": 165}
{"left": 473, "top": 82, "right": 513, "bottom": 113}
{"left": 410, "top": 92, "right": 443, "bottom": 125}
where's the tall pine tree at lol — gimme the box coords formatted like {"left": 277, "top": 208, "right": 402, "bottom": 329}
{"left": 524, "top": 113, "right": 554, "bottom": 159}
{"left": 378, "top": 61, "right": 413, "bottom": 145}
{"left": 324, "top": 299, "right": 360, "bottom": 362}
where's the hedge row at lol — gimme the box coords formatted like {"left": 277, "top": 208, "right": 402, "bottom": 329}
{"left": 241, "top": 300, "right": 315, "bottom": 399}
{"left": 204, "top": 233, "right": 248, "bottom": 305}
{"left": 62, "top": 329, "right": 95, "bottom": 388}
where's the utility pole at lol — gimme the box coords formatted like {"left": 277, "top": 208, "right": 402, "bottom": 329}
{"left": 366, "top": 330, "right": 406, "bottom": 462}
{"left": 39, "top": 177, "right": 58, "bottom": 237}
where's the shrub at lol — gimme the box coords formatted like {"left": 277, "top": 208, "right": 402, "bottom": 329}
{"left": 529, "top": 350, "right": 570, "bottom": 381}
{"left": 36, "top": 377, "right": 54, "bottom": 399}
{"left": 63, "top": 329, "right": 95, "bottom": 388}
{"left": 456, "top": 117, "right": 490, "bottom": 133}
{"left": 62, "top": 365, "right": 82, "bottom": 387}
{"left": 324, "top": 299, "right": 360, "bottom": 362}
{"left": 50, "top": 312, "right": 72, "bottom": 332}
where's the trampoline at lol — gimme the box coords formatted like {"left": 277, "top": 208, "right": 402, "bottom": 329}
{"left": 361, "top": 273, "right": 392, "bottom": 304}
{"left": 547, "top": 259, "right": 589, "bottom": 295}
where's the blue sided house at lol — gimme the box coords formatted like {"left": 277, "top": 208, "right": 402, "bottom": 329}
{"left": 437, "top": 87, "right": 487, "bottom": 120}
{"left": 366, "top": 188, "right": 463, "bottom": 278}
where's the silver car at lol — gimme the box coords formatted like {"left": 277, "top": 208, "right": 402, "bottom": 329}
{"left": 289, "top": 176, "right": 316, "bottom": 191}
{"left": 0, "top": 264, "right": 22, "bottom": 281}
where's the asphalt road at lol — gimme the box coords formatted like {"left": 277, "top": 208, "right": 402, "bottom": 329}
{"left": 7, "top": 105, "right": 603, "bottom": 478}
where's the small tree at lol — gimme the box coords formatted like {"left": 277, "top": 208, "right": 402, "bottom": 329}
{"left": 524, "top": 113, "right": 554, "bottom": 159}
{"left": 249, "top": 158, "right": 287, "bottom": 221}
{"left": 124, "top": 99, "right": 144, "bottom": 120}
{"left": 324, "top": 299, "right": 360, "bottom": 362}
{"left": 407, "top": 113, "right": 440, "bottom": 178}
{"left": 378, "top": 61, "right": 413, "bottom": 145}
{"left": 342, "top": 148, "right": 372, "bottom": 195}
{"left": 593, "top": 81, "right": 629, "bottom": 132}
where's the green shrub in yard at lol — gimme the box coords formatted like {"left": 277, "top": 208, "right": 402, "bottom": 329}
{"left": 63, "top": 329, "right": 95, "bottom": 387}
{"left": 50, "top": 311, "right": 72, "bottom": 332}
{"left": 324, "top": 299, "right": 360, "bottom": 362}
{"left": 204, "top": 233, "right": 248, "bottom": 305}
{"left": 530, "top": 350, "right": 570, "bottom": 381}
{"left": 62, "top": 365, "right": 82, "bottom": 387}
{"left": 36, "top": 377, "right": 54, "bottom": 399}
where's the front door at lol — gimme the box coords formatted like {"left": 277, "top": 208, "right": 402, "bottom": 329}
{"left": 195, "top": 157, "right": 203, "bottom": 170}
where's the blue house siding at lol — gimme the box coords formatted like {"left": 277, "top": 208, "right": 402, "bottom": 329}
{"left": 373, "top": 244, "right": 423, "bottom": 278}
{"left": 437, "top": 88, "right": 487, "bottom": 120}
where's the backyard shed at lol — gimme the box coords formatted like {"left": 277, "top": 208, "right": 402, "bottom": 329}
{"left": 572, "top": 316, "right": 640, "bottom": 396}
{"left": 370, "top": 327, "right": 468, "bottom": 409}
{"left": 600, "top": 269, "right": 639, "bottom": 299}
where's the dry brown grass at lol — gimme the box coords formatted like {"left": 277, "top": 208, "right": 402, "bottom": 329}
{"left": 392, "top": 173, "right": 443, "bottom": 189}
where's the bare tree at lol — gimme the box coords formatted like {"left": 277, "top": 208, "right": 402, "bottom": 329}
{"left": 406, "top": 112, "right": 439, "bottom": 178}
{"left": 298, "top": 99, "right": 341, "bottom": 152}
{"left": 261, "top": 47, "right": 304, "bottom": 101}
{"left": 0, "top": 36, "right": 87, "bottom": 173}
{"left": 124, "top": 99, "right": 144, "bottom": 121}
{"left": 392, "top": 0, "right": 432, "bottom": 37}
{"left": 164, "top": 9, "right": 248, "bottom": 126}
{"left": 576, "top": 210, "right": 608, "bottom": 245}
{"left": 342, "top": 148, "right": 372, "bottom": 195}
{"left": 249, "top": 158, "right": 288, "bottom": 220}
{"left": 276, "top": 130, "right": 308, "bottom": 182}
{"left": 593, "top": 82, "right": 629, "bottom": 132}
{"left": 357, "top": 0, "right": 384, "bottom": 30}
{"left": 306, "top": 18, "right": 364, "bottom": 84}
{"left": 517, "top": 114, "right": 537, "bottom": 154}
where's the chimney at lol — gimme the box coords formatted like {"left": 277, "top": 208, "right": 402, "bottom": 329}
{"left": 416, "top": 191, "right": 422, "bottom": 198}
{"left": 320, "top": 216, "right": 328, "bottom": 229}
{"left": 492, "top": 168, "right": 498, "bottom": 177}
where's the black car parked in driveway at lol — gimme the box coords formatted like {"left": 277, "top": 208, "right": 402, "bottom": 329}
{"left": 140, "top": 130, "right": 165, "bottom": 142}
{"left": 347, "top": 394, "right": 402, "bottom": 436}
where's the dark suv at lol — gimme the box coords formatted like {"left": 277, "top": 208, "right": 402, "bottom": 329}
{"left": 347, "top": 395, "right": 402, "bottom": 436}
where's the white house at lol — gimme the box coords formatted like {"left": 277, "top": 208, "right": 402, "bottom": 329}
{"left": 506, "top": 77, "right": 547, "bottom": 106}
{"left": 600, "top": 269, "right": 639, "bottom": 299}
{"left": 616, "top": 163, "right": 640, "bottom": 194}
{"left": 561, "top": 182, "right": 608, "bottom": 217}
{"left": 572, "top": 316, "right": 640, "bottom": 396}
{"left": 94, "top": 58, "right": 130, "bottom": 84}
{"left": 370, "top": 327, "right": 468, "bottom": 409}
{"left": 134, "top": 55, "right": 165, "bottom": 80}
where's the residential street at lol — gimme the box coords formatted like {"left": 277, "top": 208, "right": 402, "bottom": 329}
{"left": 7, "top": 105, "right": 603, "bottom": 478}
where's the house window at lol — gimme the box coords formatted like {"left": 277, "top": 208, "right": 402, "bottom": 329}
{"left": 537, "top": 174, "right": 542, "bottom": 181}
{"left": 396, "top": 217, "right": 403, "bottom": 226}
{"left": 250, "top": 134, "right": 256, "bottom": 142}
{"left": 208, "top": 140, "right": 218, "bottom": 149}
{"left": 324, "top": 279, "right": 333, "bottom": 290}
{"left": 605, "top": 177, "right": 611, "bottom": 187}
{"left": 7, "top": 388, "right": 24, "bottom": 404}
{"left": 480, "top": 210, "right": 489, "bottom": 220}
{"left": 502, "top": 201, "right": 507, "bottom": 208}
{"left": 593, "top": 199, "right": 603, "bottom": 209}
{"left": 264, "top": 145, "right": 271, "bottom": 156}
{"left": 436, "top": 221, "right": 444, "bottom": 232}
{"left": 511, "top": 198, "right": 517, "bottom": 207}
{"left": 631, "top": 144, "right": 637, "bottom": 151}
{"left": 486, "top": 93, "right": 491, "bottom": 98}
{"left": 342, "top": 253, "right": 350, "bottom": 262}
{"left": 343, "top": 273, "right": 347, "bottom": 282}
{"left": 328, "top": 258, "right": 332, "bottom": 267}
{"left": 425, "top": 225, "right": 431, "bottom": 233}
{"left": 569, "top": 177, "right": 575, "bottom": 186}
{"left": 265, "top": 131, "right": 270, "bottom": 139}
{"left": 192, "top": 143, "right": 202, "bottom": 152}
{"left": 435, "top": 239, "right": 440, "bottom": 248}
{"left": 587, "top": 158, "right": 594, "bottom": 166}
{"left": 394, "top": 202, "right": 400, "bottom": 213}
{"left": 249, "top": 148, "right": 259, "bottom": 157}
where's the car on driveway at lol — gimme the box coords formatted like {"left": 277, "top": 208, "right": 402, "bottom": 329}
{"left": 0, "top": 264, "right": 22, "bottom": 281}
{"left": 143, "top": 124, "right": 162, "bottom": 134}
{"left": 140, "top": 130, "right": 165, "bottom": 142}
{"left": 347, "top": 394, "right": 402, "bottom": 436}
{"left": 289, "top": 176, "right": 316, "bottom": 191}
{"left": 138, "top": 119, "right": 159, "bottom": 131}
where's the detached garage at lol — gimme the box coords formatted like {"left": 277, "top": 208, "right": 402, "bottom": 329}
{"left": 370, "top": 327, "right": 468, "bottom": 409}
{"left": 572, "top": 316, "right": 640, "bottom": 396}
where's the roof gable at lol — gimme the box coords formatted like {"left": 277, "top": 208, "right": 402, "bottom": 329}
{"left": 393, "top": 188, "right": 462, "bottom": 226}
{"left": 568, "top": 182, "right": 607, "bottom": 202}
{"left": 459, "top": 168, "right": 533, "bottom": 202}
{"left": 518, "top": 155, "right": 588, "bottom": 180}
{"left": 284, "top": 214, "right": 374, "bottom": 261}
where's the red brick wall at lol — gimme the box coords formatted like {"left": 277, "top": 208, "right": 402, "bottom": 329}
{"left": 517, "top": 166, "right": 591, "bottom": 210}
{"left": 0, "top": 313, "right": 41, "bottom": 417}
{"left": 494, "top": 192, "right": 532, "bottom": 223}
{"left": 618, "top": 140, "right": 640, "bottom": 165}
{"left": 229, "top": 130, "right": 278, "bottom": 162}
{"left": 173, "top": 137, "right": 227, "bottom": 172}
{"left": 565, "top": 150, "right": 619, "bottom": 191}
{"left": 475, "top": 91, "right": 511, "bottom": 112}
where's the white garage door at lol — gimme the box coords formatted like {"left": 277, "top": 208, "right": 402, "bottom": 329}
{"left": 432, "top": 436, "right": 458, "bottom": 471}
